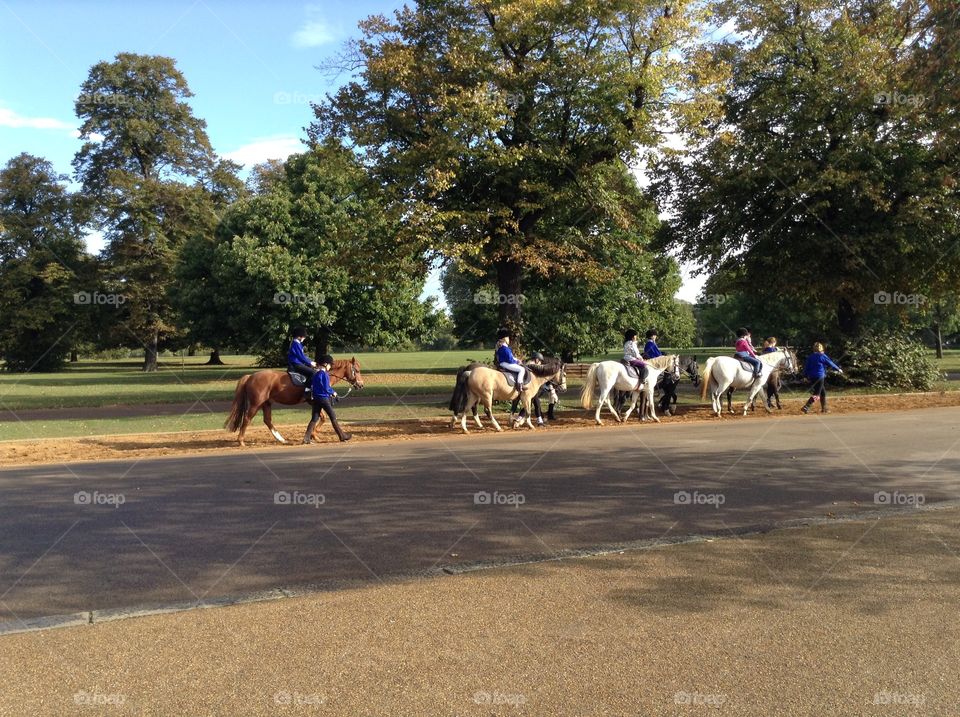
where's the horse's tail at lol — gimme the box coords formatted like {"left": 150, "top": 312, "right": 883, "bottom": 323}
{"left": 579, "top": 363, "right": 599, "bottom": 410}
{"left": 449, "top": 368, "right": 472, "bottom": 415}
{"left": 700, "top": 357, "right": 716, "bottom": 400}
{"left": 225, "top": 375, "right": 251, "bottom": 432}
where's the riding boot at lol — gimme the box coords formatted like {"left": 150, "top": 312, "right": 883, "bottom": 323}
{"left": 821, "top": 395, "right": 829, "bottom": 413}
{"left": 302, "top": 419, "right": 318, "bottom": 444}
{"left": 329, "top": 416, "right": 352, "bottom": 442}
{"left": 801, "top": 397, "right": 815, "bottom": 414}
{"left": 547, "top": 403, "right": 557, "bottom": 421}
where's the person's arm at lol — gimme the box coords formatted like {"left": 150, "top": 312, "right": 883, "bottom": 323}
{"left": 825, "top": 355, "right": 841, "bottom": 372}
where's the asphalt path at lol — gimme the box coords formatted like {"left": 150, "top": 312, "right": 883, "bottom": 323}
{"left": 1, "top": 406, "right": 958, "bottom": 621}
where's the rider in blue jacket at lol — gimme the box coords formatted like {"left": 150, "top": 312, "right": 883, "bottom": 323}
{"left": 801, "top": 342, "right": 842, "bottom": 414}
{"left": 643, "top": 329, "right": 663, "bottom": 359}
{"left": 495, "top": 329, "right": 526, "bottom": 392}
{"left": 288, "top": 327, "right": 318, "bottom": 399}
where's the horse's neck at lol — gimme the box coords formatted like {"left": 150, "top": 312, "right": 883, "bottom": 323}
{"left": 647, "top": 355, "right": 675, "bottom": 370}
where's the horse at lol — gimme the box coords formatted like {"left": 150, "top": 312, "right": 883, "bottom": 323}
{"left": 725, "top": 366, "right": 788, "bottom": 414}
{"left": 225, "top": 358, "right": 364, "bottom": 446}
{"left": 579, "top": 355, "right": 679, "bottom": 425}
{"left": 450, "top": 359, "right": 567, "bottom": 433}
{"left": 700, "top": 348, "right": 796, "bottom": 417}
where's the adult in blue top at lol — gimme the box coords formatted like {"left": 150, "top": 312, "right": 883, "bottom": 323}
{"left": 303, "top": 354, "right": 352, "bottom": 443}
{"left": 801, "top": 342, "right": 842, "bottom": 414}
{"left": 494, "top": 329, "right": 527, "bottom": 392}
{"left": 643, "top": 329, "right": 663, "bottom": 359}
{"left": 288, "top": 327, "right": 318, "bottom": 399}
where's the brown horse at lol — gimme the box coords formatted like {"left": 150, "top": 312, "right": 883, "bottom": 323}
{"left": 225, "top": 358, "right": 364, "bottom": 446}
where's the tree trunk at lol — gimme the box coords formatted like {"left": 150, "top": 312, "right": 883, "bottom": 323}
{"left": 934, "top": 323, "right": 943, "bottom": 359}
{"left": 313, "top": 326, "right": 331, "bottom": 362}
{"left": 70, "top": 350, "right": 78, "bottom": 363}
{"left": 206, "top": 348, "right": 225, "bottom": 365}
{"left": 495, "top": 258, "right": 524, "bottom": 343}
{"left": 143, "top": 333, "right": 159, "bottom": 372}
{"left": 837, "top": 297, "right": 860, "bottom": 338}
{"left": 188, "top": 346, "right": 196, "bottom": 357}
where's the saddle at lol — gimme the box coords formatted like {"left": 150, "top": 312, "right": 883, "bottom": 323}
{"left": 288, "top": 371, "right": 309, "bottom": 387}
{"left": 621, "top": 359, "right": 643, "bottom": 382}
{"left": 499, "top": 368, "right": 534, "bottom": 389}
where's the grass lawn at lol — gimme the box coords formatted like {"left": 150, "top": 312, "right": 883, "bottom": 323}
{"left": 0, "top": 346, "right": 960, "bottom": 416}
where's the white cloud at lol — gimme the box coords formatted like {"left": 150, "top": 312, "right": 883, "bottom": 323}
{"left": 0, "top": 106, "right": 73, "bottom": 131}
{"left": 291, "top": 5, "right": 337, "bottom": 48}
{"left": 223, "top": 135, "right": 304, "bottom": 167}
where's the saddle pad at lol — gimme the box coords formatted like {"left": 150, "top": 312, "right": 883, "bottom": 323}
{"left": 500, "top": 369, "right": 532, "bottom": 388}
{"left": 288, "top": 371, "right": 308, "bottom": 387}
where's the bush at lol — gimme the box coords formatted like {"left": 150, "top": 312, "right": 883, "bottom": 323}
{"left": 845, "top": 332, "right": 943, "bottom": 391}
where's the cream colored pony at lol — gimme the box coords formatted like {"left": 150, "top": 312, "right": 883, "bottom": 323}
{"left": 579, "top": 355, "right": 680, "bottom": 425}
{"left": 450, "top": 359, "right": 567, "bottom": 433}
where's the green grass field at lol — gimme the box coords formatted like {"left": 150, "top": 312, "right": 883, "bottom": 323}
{"left": 1, "top": 348, "right": 957, "bottom": 441}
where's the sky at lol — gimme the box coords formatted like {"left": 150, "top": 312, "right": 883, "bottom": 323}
{"left": 0, "top": 0, "right": 706, "bottom": 304}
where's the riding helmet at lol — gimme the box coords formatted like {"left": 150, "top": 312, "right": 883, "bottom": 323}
{"left": 645, "top": 329, "right": 658, "bottom": 339}
{"left": 496, "top": 328, "right": 511, "bottom": 340}
{"left": 531, "top": 351, "right": 545, "bottom": 361}
{"left": 292, "top": 326, "right": 308, "bottom": 339}
{"left": 624, "top": 329, "right": 638, "bottom": 341}
{"left": 319, "top": 354, "right": 334, "bottom": 366}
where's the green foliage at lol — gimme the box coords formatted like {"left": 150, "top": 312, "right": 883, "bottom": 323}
{"left": 0, "top": 154, "right": 90, "bottom": 372}
{"left": 73, "top": 53, "right": 229, "bottom": 370}
{"left": 654, "top": 0, "right": 960, "bottom": 337}
{"left": 312, "top": 0, "right": 717, "bottom": 332}
{"left": 176, "top": 142, "right": 433, "bottom": 363}
{"left": 845, "top": 331, "right": 943, "bottom": 391}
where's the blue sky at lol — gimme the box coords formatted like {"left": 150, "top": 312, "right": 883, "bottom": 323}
{"left": 0, "top": 0, "right": 703, "bottom": 303}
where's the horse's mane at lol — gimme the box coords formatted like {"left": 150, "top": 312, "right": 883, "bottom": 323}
{"left": 645, "top": 355, "right": 676, "bottom": 370}
{"left": 527, "top": 358, "right": 563, "bottom": 377}
{"left": 758, "top": 349, "right": 789, "bottom": 366}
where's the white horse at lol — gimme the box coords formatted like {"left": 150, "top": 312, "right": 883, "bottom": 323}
{"left": 579, "top": 355, "right": 680, "bottom": 425}
{"left": 700, "top": 349, "right": 796, "bottom": 416}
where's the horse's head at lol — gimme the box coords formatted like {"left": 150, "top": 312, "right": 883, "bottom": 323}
{"left": 779, "top": 348, "right": 797, "bottom": 375}
{"left": 684, "top": 356, "right": 701, "bottom": 387}
{"left": 555, "top": 363, "right": 568, "bottom": 393}
{"left": 334, "top": 357, "right": 364, "bottom": 390}
{"left": 670, "top": 354, "right": 682, "bottom": 381}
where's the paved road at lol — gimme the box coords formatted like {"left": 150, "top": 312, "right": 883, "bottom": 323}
{"left": 1, "top": 407, "right": 958, "bottom": 620}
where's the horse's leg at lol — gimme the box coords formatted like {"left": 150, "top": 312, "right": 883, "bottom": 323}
{"left": 262, "top": 402, "right": 286, "bottom": 443}
{"left": 622, "top": 390, "right": 639, "bottom": 421}
{"left": 462, "top": 394, "right": 479, "bottom": 433}
{"left": 238, "top": 401, "right": 260, "bottom": 446}
{"left": 726, "top": 387, "right": 734, "bottom": 414}
{"left": 604, "top": 388, "right": 622, "bottom": 423}
{"left": 486, "top": 392, "right": 503, "bottom": 432}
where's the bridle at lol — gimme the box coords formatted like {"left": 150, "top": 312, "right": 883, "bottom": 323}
{"left": 333, "top": 359, "right": 363, "bottom": 397}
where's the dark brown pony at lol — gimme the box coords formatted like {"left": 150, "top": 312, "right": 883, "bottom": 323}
{"left": 225, "top": 358, "right": 364, "bottom": 446}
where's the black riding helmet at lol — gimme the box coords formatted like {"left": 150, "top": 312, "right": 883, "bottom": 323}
{"left": 624, "top": 329, "right": 639, "bottom": 341}
{"left": 292, "top": 326, "right": 308, "bottom": 339}
{"left": 736, "top": 327, "right": 750, "bottom": 338}
{"left": 496, "top": 328, "right": 511, "bottom": 340}
{"left": 530, "top": 351, "right": 545, "bottom": 362}
{"left": 319, "top": 354, "right": 334, "bottom": 366}
{"left": 645, "top": 329, "right": 658, "bottom": 339}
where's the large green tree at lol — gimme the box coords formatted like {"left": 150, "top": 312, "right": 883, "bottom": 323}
{"left": 653, "top": 0, "right": 960, "bottom": 340}
{"left": 73, "top": 53, "right": 230, "bottom": 370}
{"left": 0, "top": 154, "right": 89, "bottom": 371}
{"left": 176, "top": 142, "right": 434, "bottom": 363}
{"left": 311, "top": 0, "right": 715, "bottom": 339}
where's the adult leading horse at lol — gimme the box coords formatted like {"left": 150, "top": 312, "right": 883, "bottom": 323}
{"left": 225, "top": 358, "right": 364, "bottom": 446}
{"left": 700, "top": 349, "right": 795, "bottom": 417}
